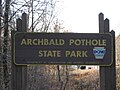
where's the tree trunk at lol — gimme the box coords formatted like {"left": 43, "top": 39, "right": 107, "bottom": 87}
{"left": 0, "top": 0, "right": 3, "bottom": 89}
{"left": 2, "top": 0, "right": 11, "bottom": 90}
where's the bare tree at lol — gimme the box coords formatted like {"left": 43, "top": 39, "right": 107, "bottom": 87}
{"left": 0, "top": 0, "right": 3, "bottom": 89}
{"left": 0, "top": 0, "right": 59, "bottom": 90}
{"left": 10, "top": 0, "right": 58, "bottom": 32}
{"left": 2, "top": 0, "right": 11, "bottom": 90}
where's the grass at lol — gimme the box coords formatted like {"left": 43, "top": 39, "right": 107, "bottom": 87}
{"left": 69, "top": 67, "right": 120, "bottom": 90}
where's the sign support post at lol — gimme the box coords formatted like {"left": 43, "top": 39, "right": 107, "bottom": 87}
{"left": 99, "top": 13, "right": 116, "bottom": 90}
{"left": 99, "top": 13, "right": 106, "bottom": 90}
{"left": 110, "top": 30, "right": 116, "bottom": 90}
{"left": 11, "top": 13, "right": 27, "bottom": 90}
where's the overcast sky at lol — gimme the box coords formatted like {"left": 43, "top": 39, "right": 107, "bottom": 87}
{"left": 58, "top": 0, "right": 120, "bottom": 36}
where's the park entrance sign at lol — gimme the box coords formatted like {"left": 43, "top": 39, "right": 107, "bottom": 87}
{"left": 12, "top": 32, "right": 113, "bottom": 65}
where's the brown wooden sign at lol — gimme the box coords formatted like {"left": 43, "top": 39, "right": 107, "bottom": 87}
{"left": 12, "top": 32, "right": 113, "bottom": 65}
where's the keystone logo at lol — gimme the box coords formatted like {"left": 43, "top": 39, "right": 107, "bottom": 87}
{"left": 93, "top": 47, "right": 106, "bottom": 59}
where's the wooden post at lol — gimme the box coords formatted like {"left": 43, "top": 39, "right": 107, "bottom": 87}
{"left": 110, "top": 30, "right": 116, "bottom": 90}
{"left": 21, "top": 13, "right": 27, "bottom": 90}
{"left": 16, "top": 18, "right": 22, "bottom": 32}
{"left": 11, "top": 19, "right": 22, "bottom": 90}
{"left": 22, "top": 13, "right": 28, "bottom": 32}
{"left": 11, "top": 13, "right": 28, "bottom": 90}
{"left": 99, "top": 13, "right": 106, "bottom": 90}
{"left": 99, "top": 13, "right": 104, "bottom": 33}
{"left": 99, "top": 13, "right": 116, "bottom": 90}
